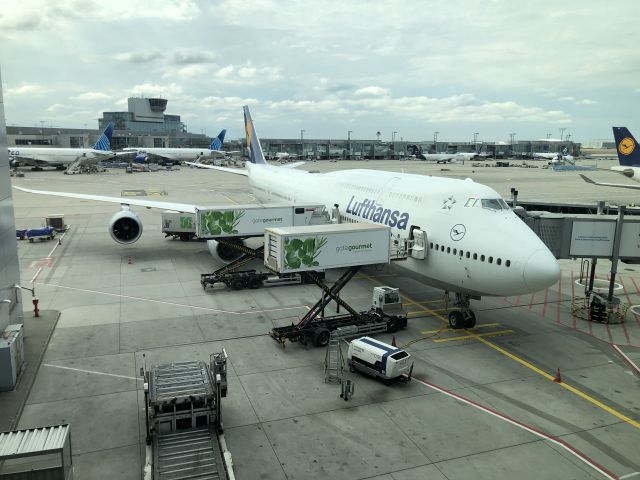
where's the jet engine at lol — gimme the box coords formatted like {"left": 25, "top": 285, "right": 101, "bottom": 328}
{"left": 109, "top": 210, "right": 143, "bottom": 244}
{"left": 207, "top": 238, "right": 247, "bottom": 263}
{"left": 621, "top": 168, "right": 635, "bottom": 178}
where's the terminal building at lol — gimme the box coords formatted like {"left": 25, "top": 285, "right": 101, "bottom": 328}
{"left": 6, "top": 97, "right": 582, "bottom": 159}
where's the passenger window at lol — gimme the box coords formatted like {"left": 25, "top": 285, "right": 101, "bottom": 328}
{"left": 497, "top": 258, "right": 502, "bottom": 265}
{"left": 489, "top": 256, "right": 493, "bottom": 263}
{"left": 435, "top": 244, "right": 439, "bottom": 250}
{"left": 453, "top": 248, "right": 457, "bottom": 255}
{"left": 447, "top": 247, "right": 450, "bottom": 253}
{"left": 481, "top": 255, "right": 485, "bottom": 262}
{"left": 466, "top": 252, "right": 470, "bottom": 258}
{"left": 430, "top": 242, "right": 434, "bottom": 249}
{"left": 441, "top": 245, "right": 445, "bottom": 252}
{"left": 506, "top": 260, "right": 511, "bottom": 267}
{"left": 473, "top": 253, "right": 477, "bottom": 260}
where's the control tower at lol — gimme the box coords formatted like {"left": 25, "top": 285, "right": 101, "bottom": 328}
{"left": 128, "top": 97, "right": 168, "bottom": 123}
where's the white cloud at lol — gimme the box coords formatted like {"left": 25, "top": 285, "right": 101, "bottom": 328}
{"left": 354, "top": 86, "right": 389, "bottom": 97}
{"left": 72, "top": 92, "right": 112, "bottom": 102}
{"left": 6, "top": 84, "right": 46, "bottom": 96}
{"left": 214, "top": 63, "right": 282, "bottom": 83}
{"left": 576, "top": 99, "right": 597, "bottom": 105}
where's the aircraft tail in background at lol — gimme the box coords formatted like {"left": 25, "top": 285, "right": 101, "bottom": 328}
{"left": 612, "top": 127, "right": 640, "bottom": 167}
{"left": 93, "top": 122, "right": 114, "bottom": 151}
{"left": 209, "top": 129, "right": 226, "bottom": 151}
{"left": 243, "top": 106, "right": 267, "bottom": 164}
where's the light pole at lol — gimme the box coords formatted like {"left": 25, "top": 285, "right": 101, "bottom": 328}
{"left": 473, "top": 133, "right": 479, "bottom": 153}
{"left": 348, "top": 130, "right": 352, "bottom": 159}
{"left": 392, "top": 131, "right": 397, "bottom": 158}
{"left": 559, "top": 128, "right": 566, "bottom": 142}
{"left": 434, "top": 131, "right": 439, "bottom": 152}
{"left": 510, "top": 133, "right": 516, "bottom": 156}
{"left": 300, "top": 129, "right": 305, "bottom": 158}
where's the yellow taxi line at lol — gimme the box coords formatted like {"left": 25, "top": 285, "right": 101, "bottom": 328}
{"left": 433, "top": 329, "right": 514, "bottom": 343}
{"left": 357, "top": 271, "right": 640, "bottom": 431}
{"left": 421, "top": 322, "right": 501, "bottom": 335}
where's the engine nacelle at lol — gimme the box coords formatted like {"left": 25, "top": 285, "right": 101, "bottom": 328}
{"left": 109, "top": 210, "right": 143, "bottom": 244}
{"left": 207, "top": 239, "right": 247, "bottom": 263}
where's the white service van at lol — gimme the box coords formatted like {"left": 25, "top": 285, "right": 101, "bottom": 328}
{"left": 347, "top": 337, "right": 413, "bottom": 383}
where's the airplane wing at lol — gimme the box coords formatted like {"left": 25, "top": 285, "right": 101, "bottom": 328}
{"left": 279, "top": 161, "right": 306, "bottom": 169}
{"left": 579, "top": 174, "right": 640, "bottom": 190}
{"left": 184, "top": 162, "right": 249, "bottom": 176}
{"left": 13, "top": 186, "right": 201, "bottom": 213}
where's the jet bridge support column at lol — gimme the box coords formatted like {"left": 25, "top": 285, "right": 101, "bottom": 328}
{"left": 608, "top": 206, "right": 625, "bottom": 304}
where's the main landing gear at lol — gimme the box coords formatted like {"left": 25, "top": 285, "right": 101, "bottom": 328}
{"left": 447, "top": 292, "right": 476, "bottom": 329}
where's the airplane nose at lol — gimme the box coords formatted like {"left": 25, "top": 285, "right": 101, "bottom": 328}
{"left": 523, "top": 248, "right": 560, "bottom": 291}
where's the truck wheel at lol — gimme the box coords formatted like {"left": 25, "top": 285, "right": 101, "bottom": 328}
{"left": 386, "top": 319, "right": 400, "bottom": 333}
{"left": 230, "top": 278, "right": 244, "bottom": 291}
{"left": 313, "top": 328, "right": 331, "bottom": 347}
{"left": 29, "top": 238, "right": 34, "bottom": 243}
{"left": 179, "top": 233, "right": 191, "bottom": 242}
{"left": 247, "top": 275, "right": 262, "bottom": 289}
{"left": 349, "top": 361, "right": 356, "bottom": 373}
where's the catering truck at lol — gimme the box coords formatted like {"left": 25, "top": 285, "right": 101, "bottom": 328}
{"left": 347, "top": 336, "right": 413, "bottom": 383}
{"left": 264, "top": 223, "right": 394, "bottom": 273}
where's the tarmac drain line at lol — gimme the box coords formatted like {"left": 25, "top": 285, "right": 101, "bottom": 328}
{"left": 413, "top": 376, "right": 618, "bottom": 480}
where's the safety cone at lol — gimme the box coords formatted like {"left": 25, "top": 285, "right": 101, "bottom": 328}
{"left": 58, "top": 238, "right": 62, "bottom": 245}
{"left": 128, "top": 257, "right": 132, "bottom": 265}
{"left": 391, "top": 335, "right": 397, "bottom": 347}
{"left": 553, "top": 368, "right": 562, "bottom": 383}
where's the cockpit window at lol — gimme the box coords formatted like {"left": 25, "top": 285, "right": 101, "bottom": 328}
{"left": 466, "top": 198, "right": 510, "bottom": 210}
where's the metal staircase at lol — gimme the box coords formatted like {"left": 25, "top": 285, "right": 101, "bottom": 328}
{"left": 324, "top": 332, "right": 344, "bottom": 383}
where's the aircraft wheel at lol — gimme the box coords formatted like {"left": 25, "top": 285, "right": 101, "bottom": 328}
{"left": 465, "top": 311, "right": 477, "bottom": 329}
{"left": 448, "top": 311, "right": 465, "bottom": 329}
{"left": 230, "top": 278, "right": 244, "bottom": 291}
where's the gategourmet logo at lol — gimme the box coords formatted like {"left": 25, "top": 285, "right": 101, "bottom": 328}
{"left": 252, "top": 217, "right": 284, "bottom": 224}
{"left": 336, "top": 242, "right": 373, "bottom": 254}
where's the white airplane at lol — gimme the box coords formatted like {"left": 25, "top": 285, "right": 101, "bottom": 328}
{"left": 580, "top": 126, "right": 640, "bottom": 190}
{"left": 14, "top": 106, "right": 559, "bottom": 330}
{"left": 533, "top": 146, "right": 574, "bottom": 164}
{"left": 269, "top": 152, "right": 298, "bottom": 162}
{"left": 8, "top": 123, "right": 114, "bottom": 169}
{"left": 120, "top": 129, "right": 233, "bottom": 163}
{"left": 415, "top": 151, "right": 478, "bottom": 163}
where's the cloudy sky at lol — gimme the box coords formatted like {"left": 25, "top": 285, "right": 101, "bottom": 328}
{"left": 0, "top": 0, "right": 638, "bottom": 143}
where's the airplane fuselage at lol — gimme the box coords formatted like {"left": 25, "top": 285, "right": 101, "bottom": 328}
{"left": 248, "top": 163, "right": 558, "bottom": 297}
{"left": 123, "top": 148, "right": 224, "bottom": 162}
{"left": 8, "top": 147, "right": 112, "bottom": 167}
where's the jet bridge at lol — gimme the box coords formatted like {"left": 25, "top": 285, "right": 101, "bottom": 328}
{"left": 522, "top": 207, "right": 640, "bottom": 323}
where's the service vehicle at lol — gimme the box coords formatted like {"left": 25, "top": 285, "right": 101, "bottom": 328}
{"left": 347, "top": 336, "right": 413, "bottom": 383}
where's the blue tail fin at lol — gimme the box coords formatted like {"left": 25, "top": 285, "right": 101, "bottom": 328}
{"left": 93, "top": 122, "right": 114, "bottom": 151}
{"left": 243, "top": 106, "right": 266, "bottom": 164}
{"left": 209, "top": 129, "right": 226, "bottom": 150}
{"left": 612, "top": 127, "right": 640, "bottom": 167}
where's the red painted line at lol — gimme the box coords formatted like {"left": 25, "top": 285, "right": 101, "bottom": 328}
{"left": 605, "top": 322, "right": 614, "bottom": 345}
{"left": 413, "top": 376, "right": 619, "bottom": 480}
{"left": 514, "top": 295, "right": 521, "bottom": 307}
{"left": 612, "top": 345, "right": 640, "bottom": 377}
{"left": 615, "top": 278, "right": 633, "bottom": 346}
{"left": 629, "top": 277, "right": 640, "bottom": 330}
{"left": 528, "top": 291, "right": 536, "bottom": 310}
{"left": 556, "top": 269, "right": 563, "bottom": 324}
{"left": 542, "top": 287, "right": 549, "bottom": 317}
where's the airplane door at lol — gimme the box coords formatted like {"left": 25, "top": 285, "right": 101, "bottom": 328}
{"left": 409, "top": 225, "right": 427, "bottom": 260}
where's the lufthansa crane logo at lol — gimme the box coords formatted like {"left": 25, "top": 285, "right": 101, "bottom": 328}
{"left": 450, "top": 224, "right": 466, "bottom": 241}
{"left": 619, "top": 137, "right": 635, "bottom": 156}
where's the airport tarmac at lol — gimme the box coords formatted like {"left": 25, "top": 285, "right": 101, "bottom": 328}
{"left": 6, "top": 160, "right": 640, "bottom": 480}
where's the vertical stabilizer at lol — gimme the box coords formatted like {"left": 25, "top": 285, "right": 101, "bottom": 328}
{"left": 93, "top": 122, "right": 114, "bottom": 151}
{"left": 209, "top": 129, "right": 226, "bottom": 150}
{"left": 612, "top": 127, "right": 640, "bottom": 166}
{"left": 243, "top": 106, "right": 266, "bottom": 164}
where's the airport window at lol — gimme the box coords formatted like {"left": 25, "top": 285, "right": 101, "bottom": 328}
{"left": 473, "top": 253, "right": 477, "bottom": 260}
{"left": 489, "top": 256, "right": 493, "bottom": 264}
{"left": 506, "top": 260, "right": 511, "bottom": 267}
{"left": 497, "top": 258, "right": 502, "bottom": 266}
{"left": 481, "top": 255, "right": 485, "bottom": 262}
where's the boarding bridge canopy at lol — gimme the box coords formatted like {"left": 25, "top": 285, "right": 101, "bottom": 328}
{"left": 525, "top": 212, "right": 640, "bottom": 260}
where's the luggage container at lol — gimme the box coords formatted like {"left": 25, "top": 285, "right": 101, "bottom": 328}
{"left": 347, "top": 336, "right": 413, "bottom": 383}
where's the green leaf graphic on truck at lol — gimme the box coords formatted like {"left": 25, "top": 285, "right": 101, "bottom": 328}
{"left": 201, "top": 210, "right": 245, "bottom": 235}
{"left": 284, "top": 236, "right": 327, "bottom": 269}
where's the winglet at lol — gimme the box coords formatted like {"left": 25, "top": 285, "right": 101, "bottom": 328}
{"left": 612, "top": 127, "right": 640, "bottom": 167}
{"left": 243, "top": 106, "right": 266, "bottom": 164}
{"left": 209, "top": 129, "right": 226, "bottom": 151}
{"left": 93, "top": 122, "right": 114, "bottom": 151}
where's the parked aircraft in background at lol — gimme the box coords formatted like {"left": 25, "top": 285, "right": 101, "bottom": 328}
{"left": 120, "top": 129, "right": 231, "bottom": 163}
{"left": 580, "top": 126, "right": 640, "bottom": 190}
{"left": 14, "top": 106, "right": 559, "bottom": 330}
{"left": 533, "top": 146, "right": 575, "bottom": 164}
{"left": 8, "top": 123, "right": 114, "bottom": 169}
